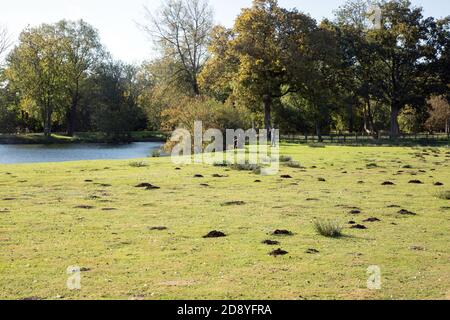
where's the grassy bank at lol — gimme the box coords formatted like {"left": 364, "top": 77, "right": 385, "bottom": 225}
{"left": 0, "top": 131, "right": 167, "bottom": 145}
{"left": 0, "top": 145, "right": 449, "bottom": 300}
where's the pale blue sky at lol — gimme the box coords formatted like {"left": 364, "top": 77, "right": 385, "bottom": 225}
{"left": 2, "top": 0, "right": 449, "bottom": 63}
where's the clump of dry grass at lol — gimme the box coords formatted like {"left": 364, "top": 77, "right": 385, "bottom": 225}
{"left": 314, "top": 219, "right": 343, "bottom": 238}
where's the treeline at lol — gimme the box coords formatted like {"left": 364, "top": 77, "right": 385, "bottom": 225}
{"left": 0, "top": 0, "right": 449, "bottom": 140}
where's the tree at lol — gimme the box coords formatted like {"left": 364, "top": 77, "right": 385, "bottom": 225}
{"left": 6, "top": 25, "right": 67, "bottom": 136}
{"left": 425, "top": 96, "right": 450, "bottom": 133}
{"left": 90, "top": 60, "right": 147, "bottom": 140}
{"left": 56, "top": 20, "right": 104, "bottom": 136}
{"left": 0, "top": 25, "right": 11, "bottom": 64}
{"left": 141, "top": 0, "right": 214, "bottom": 95}
{"left": 367, "top": 0, "right": 441, "bottom": 138}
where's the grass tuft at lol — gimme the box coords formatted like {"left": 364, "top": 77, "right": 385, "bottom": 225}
{"left": 129, "top": 161, "right": 149, "bottom": 168}
{"left": 314, "top": 219, "right": 343, "bottom": 238}
{"left": 436, "top": 190, "right": 450, "bottom": 200}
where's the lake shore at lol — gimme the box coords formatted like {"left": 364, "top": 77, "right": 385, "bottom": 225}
{"left": 0, "top": 131, "right": 167, "bottom": 145}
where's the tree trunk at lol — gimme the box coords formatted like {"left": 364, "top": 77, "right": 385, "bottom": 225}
{"left": 315, "top": 120, "right": 323, "bottom": 142}
{"left": 263, "top": 94, "right": 271, "bottom": 139}
{"left": 390, "top": 101, "right": 400, "bottom": 139}
{"left": 67, "top": 97, "right": 78, "bottom": 137}
{"left": 43, "top": 107, "right": 52, "bottom": 137}
{"left": 363, "top": 99, "right": 378, "bottom": 139}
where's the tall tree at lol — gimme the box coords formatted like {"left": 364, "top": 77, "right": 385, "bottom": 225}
{"left": 368, "top": 0, "right": 441, "bottom": 138}
{"left": 6, "top": 25, "right": 67, "bottom": 136}
{"left": 142, "top": 0, "right": 214, "bottom": 95}
{"left": 57, "top": 20, "right": 104, "bottom": 136}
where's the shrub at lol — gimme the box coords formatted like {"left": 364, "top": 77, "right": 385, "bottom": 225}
{"left": 129, "top": 161, "right": 149, "bottom": 168}
{"left": 436, "top": 190, "right": 450, "bottom": 200}
{"left": 314, "top": 219, "right": 343, "bottom": 238}
{"left": 279, "top": 155, "right": 293, "bottom": 162}
{"left": 284, "top": 161, "right": 302, "bottom": 168}
{"left": 151, "top": 149, "right": 161, "bottom": 158}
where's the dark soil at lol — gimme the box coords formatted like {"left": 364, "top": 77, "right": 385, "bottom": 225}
{"left": 408, "top": 180, "right": 424, "bottom": 184}
{"left": 74, "top": 205, "right": 94, "bottom": 209}
{"left": 280, "top": 175, "right": 292, "bottom": 179}
{"left": 254, "top": 180, "right": 262, "bottom": 183}
{"left": 212, "top": 174, "right": 227, "bottom": 178}
{"left": 387, "top": 204, "right": 401, "bottom": 208}
{"left": 434, "top": 182, "right": 444, "bottom": 186}
{"left": 269, "top": 248, "right": 288, "bottom": 256}
{"left": 262, "top": 240, "right": 280, "bottom": 245}
{"left": 101, "top": 208, "right": 117, "bottom": 211}
{"left": 148, "top": 226, "right": 168, "bottom": 231}
{"left": 221, "top": 201, "right": 246, "bottom": 206}
{"left": 364, "top": 217, "right": 381, "bottom": 222}
{"left": 200, "top": 184, "right": 210, "bottom": 187}
{"left": 203, "top": 230, "right": 226, "bottom": 238}
{"left": 398, "top": 209, "right": 417, "bottom": 216}
{"left": 194, "top": 174, "right": 204, "bottom": 178}
{"left": 349, "top": 209, "right": 361, "bottom": 215}
{"left": 318, "top": 178, "right": 326, "bottom": 182}
{"left": 382, "top": 181, "right": 395, "bottom": 185}
{"left": 272, "top": 229, "right": 293, "bottom": 236}
{"left": 135, "top": 183, "right": 160, "bottom": 190}
{"left": 306, "top": 248, "right": 320, "bottom": 254}
{"left": 351, "top": 224, "right": 367, "bottom": 230}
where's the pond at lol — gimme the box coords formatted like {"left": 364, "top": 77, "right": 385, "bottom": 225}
{"left": 0, "top": 142, "right": 163, "bottom": 164}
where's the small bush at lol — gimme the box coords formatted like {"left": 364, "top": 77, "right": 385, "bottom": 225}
{"left": 129, "top": 161, "right": 149, "bottom": 168}
{"left": 436, "top": 190, "right": 450, "bottom": 200}
{"left": 279, "top": 155, "right": 293, "bottom": 163}
{"left": 151, "top": 149, "right": 161, "bottom": 158}
{"left": 229, "top": 162, "right": 261, "bottom": 173}
{"left": 284, "top": 161, "right": 302, "bottom": 168}
{"left": 314, "top": 219, "right": 343, "bottom": 238}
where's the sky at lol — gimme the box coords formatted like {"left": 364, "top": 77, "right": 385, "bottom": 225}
{"left": 2, "top": 0, "right": 450, "bottom": 63}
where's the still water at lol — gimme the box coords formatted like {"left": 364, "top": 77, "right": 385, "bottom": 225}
{"left": 0, "top": 142, "right": 163, "bottom": 164}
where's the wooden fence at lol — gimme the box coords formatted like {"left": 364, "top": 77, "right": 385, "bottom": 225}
{"left": 280, "top": 132, "right": 450, "bottom": 145}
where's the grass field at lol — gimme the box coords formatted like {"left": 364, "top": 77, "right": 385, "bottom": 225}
{"left": 0, "top": 144, "right": 449, "bottom": 300}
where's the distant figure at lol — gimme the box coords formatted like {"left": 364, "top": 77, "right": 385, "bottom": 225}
{"left": 271, "top": 127, "right": 277, "bottom": 147}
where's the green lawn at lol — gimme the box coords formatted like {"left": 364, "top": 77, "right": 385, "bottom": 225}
{"left": 0, "top": 144, "right": 449, "bottom": 300}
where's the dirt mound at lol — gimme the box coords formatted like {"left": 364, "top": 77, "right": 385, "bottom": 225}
{"left": 135, "top": 183, "right": 160, "bottom": 190}
{"left": 272, "top": 229, "right": 293, "bottom": 236}
{"left": 382, "top": 181, "right": 395, "bottom": 186}
{"left": 434, "top": 182, "right": 444, "bottom": 186}
{"left": 351, "top": 224, "right": 367, "bottom": 230}
{"left": 194, "top": 174, "right": 204, "bottom": 178}
{"left": 262, "top": 240, "right": 280, "bottom": 245}
{"left": 203, "top": 230, "right": 226, "bottom": 238}
{"left": 364, "top": 217, "right": 381, "bottom": 222}
{"left": 148, "top": 226, "right": 168, "bottom": 231}
{"left": 280, "top": 175, "right": 292, "bottom": 179}
{"left": 254, "top": 180, "right": 262, "bottom": 183}
{"left": 269, "top": 248, "right": 288, "bottom": 256}
{"left": 349, "top": 209, "right": 361, "bottom": 215}
{"left": 74, "top": 205, "right": 94, "bottom": 209}
{"left": 398, "top": 209, "right": 417, "bottom": 216}
{"left": 306, "top": 248, "right": 320, "bottom": 254}
{"left": 408, "top": 180, "right": 424, "bottom": 184}
{"left": 318, "top": 178, "right": 326, "bottom": 182}
{"left": 221, "top": 201, "right": 246, "bottom": 206}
